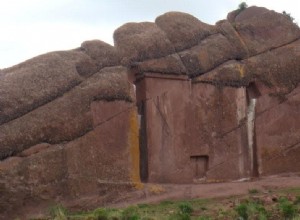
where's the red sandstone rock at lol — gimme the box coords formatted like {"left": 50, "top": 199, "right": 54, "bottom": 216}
{"left": 18, "top": 143, "right": 51, "bottom": 157}
{"left": 1, "top": 6, "right": 300, "bottom": 219}
{"left": 133, "top": 54, "right": 187, "bottom": 75}
{"left": 235, "top": 6, "right": 270, "bottom": 22}
{"left": 216, "top": 20, "right": 249, "bottom": 59}
{"left": 235, "top": 8, "right": 300, "bottom": 56}
{"left": 178, "top": 34, "right": 239, "bottom": 76}
{"left": 194, "top": 39, "right": 300, "bottom": 94}
{"left": 0, "top": 66, "right": 132, "bottom": 160}
{"left": 0, "top": 101, "right": 138, "bottom": 219}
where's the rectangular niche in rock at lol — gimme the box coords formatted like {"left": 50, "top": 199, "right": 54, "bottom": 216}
{"left": 190, "top": 155, "right": 209, "bottom": 182}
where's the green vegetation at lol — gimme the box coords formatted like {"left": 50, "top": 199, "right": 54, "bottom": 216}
{"left": 178, "top": 202, "right": 193, "bottom": 215}
{"left": 235, "top": 201, "right": 269, "bottom": 220}
{"left": 282, "top": 11, "right": 295, "bottom": 23}
{"left": 238, "top": 2, "right": 248, "bottom": 11}
{"left": 248, "top": 188, "right": 260, "bottom": 194}
{"left": 32, "top": 187, "right": 300, "bottom": 220}
{"left": 278, "top": 197, "right": 298, "bottom": 219}
{"left": 49, "top": 204, "right": 68, "bottom": 220}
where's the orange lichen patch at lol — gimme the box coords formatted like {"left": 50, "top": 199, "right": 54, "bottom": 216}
{"left": 128, "top": 107, "right": 143, "bottom": 189}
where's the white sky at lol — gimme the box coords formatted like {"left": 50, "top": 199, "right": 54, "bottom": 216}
{"left": 0, "top": 0, "right": 299, "bottom": 68}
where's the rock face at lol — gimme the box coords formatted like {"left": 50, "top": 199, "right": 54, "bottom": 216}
{"left": 1, "top": 6, "right": 300, "bottom": 219}
{"left": 0, "top": 42, "right": 138, "bottom": 219}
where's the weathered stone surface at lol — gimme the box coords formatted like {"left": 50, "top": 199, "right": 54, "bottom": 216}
{"left": 133, "top": 54, "right": 187, "bottom": 75}
{"left": 0, "top": 101, "right": 139, "bottom": 219}
{"left": 0, "top": 66, "right": 132, "bottom": 160}
{"left": 235, "top": 6, "right": 269, "bottom": 22}
{"left": 155, "top": 12, "right": 217, "bottom": 51}
{"left": 135, "top": 75, "right": 249, "bottom": 183}
{"left": 179, "top": 34, "right": 239, "bottom": 76}
{"left": 136, "top": 75, "right": 193, "bottom": 183}
{"left": 216, "top": 20, "right": 249, "bottom": 59}
{"left": 80, "top": 40, "right": 120, "bottom": 68}
{"left": 245, "top": 39, "right": 300, "bottom": 94}
{"left": 191, "top": 83, "right": 251, "bottom": 180}
{"left": 113, "top": 22, "right": 175, "bottom": 65}
{"left": 255, "top": 86, "right": 300, "bottom": 175}
{"left": 194, "top": 39, "right": 300, "bottom": 92}
{"left": 235, "top": 8, "right": 300, "bottom": 56}
{"left": 1, "top": 6, "right": 300, "bottom": 219}
{"left": 18, "top": 143, "right": 51, "bottom": 157}
{"left": 227, "top": 9, "right": 240, "bottom": 23}
{"left": 193, "top": 60, "right": 250, "bottom": 87}
{"left": 0, "top": 51, "right": 94, "bottom": 125}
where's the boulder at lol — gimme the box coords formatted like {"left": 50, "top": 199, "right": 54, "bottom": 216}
{"left": 194, "top": 39, "right": 300, "bottom": 93}
{"left": 193, "top": 60, "right": 250, "bottom": 87}
{"left": 245, "top": 39, "right": 300, "bottom": 95}
{"left": 216, "top": 20, "right": 249, "bottom": 59}
{"left": 0, "top": 51, "right": 94, "bottom": 125}
{"left": 155, "top": 12, "right": 217, "bottom": 51}
{"left": 80, "top": 40, "right": 120, "bottom": 68}
{"left": 178, "top": 34, "right": 239, "bottom": 76}
{"left": 132, "top": 54, "right": 187, "bottom": 75}
{"left": 235, "top": 8, "right": 300, "bottom": 56}
{"left": 235, "top": 6, "right": 270, "bottom": 22}
{"left": 0, "top": 66, "right": 132, "bottom": 160}
{"left": 227, "top": 9, "right": 240, "bottom": 23}
{"left": 113, "top": 22, "right": 175, "bottom": 65}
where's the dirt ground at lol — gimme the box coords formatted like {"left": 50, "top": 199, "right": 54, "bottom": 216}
{"left": 9, "top": 173, "right": 300, "bottom": 219}
{"left": 113, "top": 173, "right": 300, "bottom": 208}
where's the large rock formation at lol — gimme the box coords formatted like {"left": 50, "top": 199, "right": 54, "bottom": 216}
{"left": 0, "top": 6, "right": 300, "bottom": 219}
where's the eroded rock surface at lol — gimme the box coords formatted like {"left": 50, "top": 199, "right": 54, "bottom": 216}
{"left": 1, "top": 5, "right": 300, "bottom": 219}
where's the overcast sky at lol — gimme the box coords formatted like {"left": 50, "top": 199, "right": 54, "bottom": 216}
{"left": 0, "top": 0, "right": 299, "bottom": 68}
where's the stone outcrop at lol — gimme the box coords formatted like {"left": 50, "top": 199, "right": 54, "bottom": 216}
{"left": 1, "top": 6, "right": 300, "bottom": 219}
{"left": 155, "top": 12, "right": 217, "bottom": 51}
{"left": 113, "top": 22, "right": 175, "bottom": 65}
{"left": 0, "top": 41, "right": 138, "bottom": 219}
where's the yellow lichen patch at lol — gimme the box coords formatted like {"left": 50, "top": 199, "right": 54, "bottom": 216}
{"left": 148, "top": 184, "right": 166, "bottom": 194}
{"left": 205, "top": 179, "right": 226, "bottom": 183}
{"left": 238, "top": 64, "right": 245, "bottom": 78}
{"left": 128, "top": 107, "right": 143, "bottom": 189}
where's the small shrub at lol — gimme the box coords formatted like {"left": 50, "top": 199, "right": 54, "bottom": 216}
{"left": 248, "top": 188, "right": 259, "bottom": 194}
{"left": 178, "top": 202, "right": 193, "bottom": 215}
{"left": 238, "top": 2, "right": 248, "bottom": 11}
{"left": 197, "top": 217, "right": 211, "bottom": 220}
{"left": 168, "top": 202, "right": 193, "bottom": 220}
{"left": 49, "top": 204, "right": 68, "bottom": 220}
{"left": 168, "top": 212, "right": 190, "bottom": 220}
{"left": 278, "top": 197, "right": 297, "bottom": 219}
{"left": 121, "top": 206, "right": 140, "bottom": 220}
{"left": 282, "top": 11, "right": 295, "bottom": 23}
{"left": 140, "top": 217, "right": 155, "bottom": 220}
{"left": 160, "top": 200, "right": 174, "bottom": 206}
{"left": 218, "top": 208, "right": 231, "bottom": 218}
{"left": 235, "top": 201, "right": 268, "bottom": 220}
{"left": 235, "top": 203, "right": 248, "bottom": 220}
{"left": 93, "top": 208, "right": 109, "bottom": 220}
{"left": 294, "top": 196, "right": 300, "bottom": 205}
{"left": 137, "top": 204, "right": 149, "bottom": 208}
